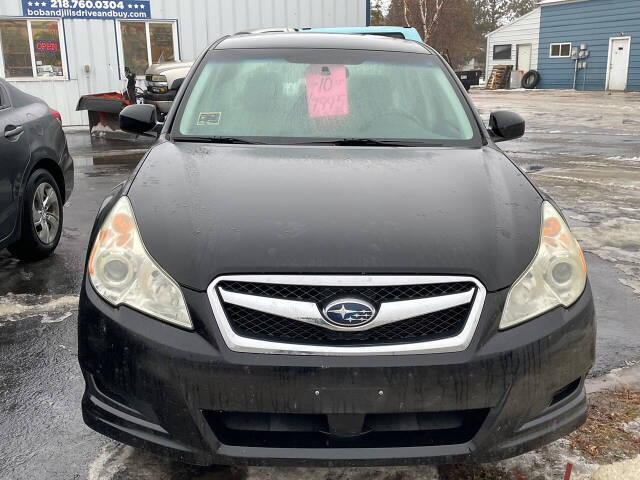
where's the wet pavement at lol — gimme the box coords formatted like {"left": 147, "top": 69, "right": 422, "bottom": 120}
{"left": 1, "top": 89, "right": 639, "bottom": 479}
{"left": 0, "top": 133, "right": 145, "bottom": 480}
{"left": 472, "top": 89, "right": 640, "bottom": 377}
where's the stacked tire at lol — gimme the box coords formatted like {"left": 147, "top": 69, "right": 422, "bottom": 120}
{"left": 522, "top": 70, "right": 540, "bottom": 89}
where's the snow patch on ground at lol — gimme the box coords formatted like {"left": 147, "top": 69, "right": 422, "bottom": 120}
{"left": 0, "top": 293, "right": 78, "bottom": 322}
{"left": 569, "top": 213, "right": 593, "bottom": 224}
{"left": 87, "top": 444, "right": 440, "bottom": 480}
{"left": 87, "top": 444, "right": 132, "bottom": 480}
{"left": 572, "top": 218, "right": 640, "bottom": 296}
{"left": 620, "top": 278, "right": 640, "bottom": 296}
{"left": 623, "top": 417, "right": 640, "bottom": 440}
{"left": 87, "top": 444, "right": 195, "bottom": 480}
{"left": 607, "top": 156, "right": 640, "bottom": 161}
{"left": 41, "top": 311, "right": 74, "bottom": 324}
{"left": 591, "top": 455, "right": 640, "bottom": 480}
{"left": 540, "top": 174, "right": 640, "bottom": 190}
{"left": 489, "top": 438, "right": 598, "bottom": 480}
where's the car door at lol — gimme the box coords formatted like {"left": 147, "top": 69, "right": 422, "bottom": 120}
{"left": 0, "top": 82, "right": 31, "bottom": 244}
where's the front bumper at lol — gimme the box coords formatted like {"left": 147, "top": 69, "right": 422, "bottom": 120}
{"left": 78, "top": 279, "right": 595, "bottom": 466}
{"left": 143, "top": 91, "right": 176, "bottom": 114}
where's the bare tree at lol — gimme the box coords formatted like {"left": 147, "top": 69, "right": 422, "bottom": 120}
{"left": 402, "top": 0, "right": 447, "bottom": 42}
{"left": 473, "top": 0, "right": 508, "bottom": 35}
{"left": 387, "top": 0, "right": 477, "bottom": 68}
{"left": 370, "top": 0, "right": 385, "bottom": 25}
{"left": 506, "top": 0, "right": 537, "bottom": 20}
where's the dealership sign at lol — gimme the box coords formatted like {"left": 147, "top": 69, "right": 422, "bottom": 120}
{"left": 22, "top": 0, "right": 150, "bottom": 19}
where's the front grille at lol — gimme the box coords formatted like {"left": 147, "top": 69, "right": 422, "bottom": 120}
{"left": 204, "top": 409, "right": 489, "bottom": 448}
{"left": 224, "top": 303, "right": 470, "bottom": 346}
{"left": 218, "top": 280, "right": 475, "bottom": 304}
{"left": 209, "top": 275, "right": 485, "bottom": 354}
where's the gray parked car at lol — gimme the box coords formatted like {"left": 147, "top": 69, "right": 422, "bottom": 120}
{"left": 0, "top": 79, "right": 73, "bottom": 260}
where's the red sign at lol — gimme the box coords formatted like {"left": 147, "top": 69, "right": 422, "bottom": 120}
{"left": 305, "top": 65, "right": 349, "bottom": 118}
{"left": 36, "top": 41, "right": 59, "bottom": 53}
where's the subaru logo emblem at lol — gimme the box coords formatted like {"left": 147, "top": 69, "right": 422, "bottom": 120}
{"left": 322, "top": 298, "right": 376, "bottom": 328}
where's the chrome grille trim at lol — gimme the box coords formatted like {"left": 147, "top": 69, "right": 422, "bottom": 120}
{"left": 219, "top": 287, "right": 474, "bottom": 332}
{"left": 206, "top": 275, "right": 486, "bottom": 356}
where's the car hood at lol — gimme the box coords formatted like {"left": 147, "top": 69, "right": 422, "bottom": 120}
{"left": 127, "top": 142, "right": 542, "bottom": 292}
{"left": 145, "top": 61, "right": 193, "bottom": 75}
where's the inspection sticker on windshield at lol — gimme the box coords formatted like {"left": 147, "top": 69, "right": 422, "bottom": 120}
{"left": 305, "top": 65, "right": 349, "bottom": 118}
{"left": 197, "top": 112, "right": 221, "bottom": 125}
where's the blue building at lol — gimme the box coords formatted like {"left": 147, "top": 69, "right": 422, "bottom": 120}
{"left": 537, "top": 0, "right": 639, "bottom": 91}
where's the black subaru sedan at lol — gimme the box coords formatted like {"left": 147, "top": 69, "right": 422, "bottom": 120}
{"left": 78, "top": 33, "right": 595, "bottom": 466}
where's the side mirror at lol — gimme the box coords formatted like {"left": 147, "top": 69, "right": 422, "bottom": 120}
{"left": 171, "top": 77, "right": 184, "bottom": 90}
{"left": 489, "top": 111, "right": 525, "bottom": 142}
{"left": 119, "top": 104, "right": 159, "bottom": 136}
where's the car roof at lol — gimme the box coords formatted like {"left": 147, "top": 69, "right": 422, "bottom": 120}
{"left": 302, "top": 26, "right": 423, "bottom": 43}
{"left": 215, "top": 32, "right": 432, "bottom": 54}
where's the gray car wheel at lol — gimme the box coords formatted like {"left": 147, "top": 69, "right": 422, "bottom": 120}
{"left": 8, "top": 169, "right": 64, "bottom": 261}
{"left": 32, "top": 182, "right": 61, "bottom": 245}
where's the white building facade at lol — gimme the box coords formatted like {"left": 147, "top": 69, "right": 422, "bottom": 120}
{"left": 0, "top": 0, "right": 369, "bottom": 125}
{"left": 485, "top": 8, "right": 541, "bottom": 81}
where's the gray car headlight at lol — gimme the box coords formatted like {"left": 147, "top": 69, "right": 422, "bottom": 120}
{"left": 500, "top": 201, "right": 587, "bottom": 329}
{"left": 88, "top": 196, "right": 192, "bottom": 329}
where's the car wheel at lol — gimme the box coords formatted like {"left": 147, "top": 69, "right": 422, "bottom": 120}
{"left": 8, "top": 169, "right": 63, "bottom": 261}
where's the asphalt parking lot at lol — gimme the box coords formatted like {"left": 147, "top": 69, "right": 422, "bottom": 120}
{"left": 1, "top": 89, "right": 639, "bottom": 479}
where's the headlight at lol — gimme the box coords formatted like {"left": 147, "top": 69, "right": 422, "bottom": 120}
{"left": 88, "top": 197, "right": 192, "bottom": 329}
{"left": 500, "top": 201, "right": 587, "bottom": 329}
{"left": 150, "top": 75, "right": 167, "bottom": 83}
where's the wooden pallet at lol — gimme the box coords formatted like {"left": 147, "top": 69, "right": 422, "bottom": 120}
{"left": 486, "top": 65, "right": 513, "bottom": 90}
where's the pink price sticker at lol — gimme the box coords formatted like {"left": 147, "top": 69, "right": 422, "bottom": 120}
{"left": 305, "top": 65, "right": 349, "bottom": 118}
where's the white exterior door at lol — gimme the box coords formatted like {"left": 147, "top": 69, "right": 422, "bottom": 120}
{"left": 517, "top": 44, "right": 532, "bottom": 72}
{"left": 608, "top": 37, "right": 631, "bottom": 91}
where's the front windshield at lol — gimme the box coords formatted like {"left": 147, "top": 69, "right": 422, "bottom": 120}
{"left": 173, "top": 48, "right": 480, "bottom": 146}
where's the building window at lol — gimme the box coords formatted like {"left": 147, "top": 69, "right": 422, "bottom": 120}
{"left": 0, "top": 18, "right": 66, "bottom": 79}
{"left": 493, "top": 44, "right": 512, "bottom": 60}
{"left": 149, "top": 23, "right": 175, "bottom": 65}
{"left": 550, "top": 43, "right": 571, "bottom": 58}
{"left": 118, "top": 20, "right": 178, "bottom": 77}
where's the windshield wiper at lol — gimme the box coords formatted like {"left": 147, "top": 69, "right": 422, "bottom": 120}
{"left": 208, "top": 136, "right": 263, "bottom": 144}
{"left": 304, "top": 138, "right": 443, "bottom": 147}
{"left": 173, "top": 136, "right": 261, "bottom": 144}
{"left": 172, "top": 136, "right": 443, "bottom": 147}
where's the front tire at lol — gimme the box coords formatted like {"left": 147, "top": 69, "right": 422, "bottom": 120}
{"left": 8, "top": 169, "right": 63, "bottom": 261}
